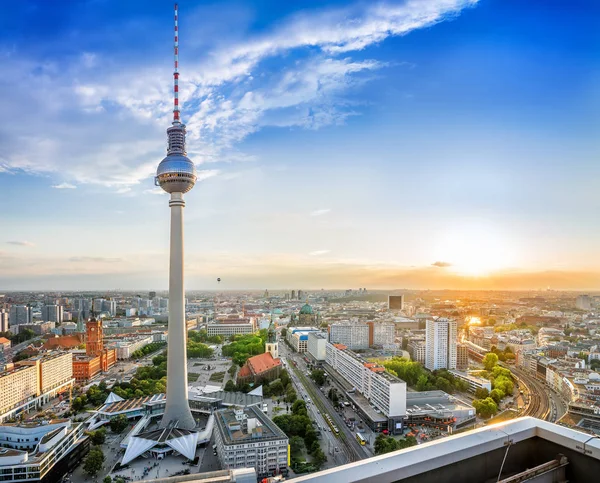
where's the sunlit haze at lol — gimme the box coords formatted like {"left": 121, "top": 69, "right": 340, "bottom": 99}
{"left": 0, "top": 0, "right": 598, "bottom": 290}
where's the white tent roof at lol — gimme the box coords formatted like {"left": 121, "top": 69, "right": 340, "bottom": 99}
{"left": 248, "top": 385, "right": 263, "bottom": 397}
{"left": 105, "top": 392, "right": 124, "bottom": 404}
{"left": 167, "top": 432, "right": 199, "bottom": 460}
{"left": 122, "top": 437, "right": 157, "bottom": 465}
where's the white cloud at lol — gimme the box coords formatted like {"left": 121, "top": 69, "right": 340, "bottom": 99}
{"left": 6, "top": 241, "right": 35, "bottom": 247}
{"left": 310, "top": 208, "right": 331, "bottom": 217}
{"left": 309, "top": 250, "right": 331, "bottom": 256}
{"left": 0, "top": 0, "right": 478, "bottom": 190}
{"left": 52, "top": 182, "right": 76, "bottom": 189}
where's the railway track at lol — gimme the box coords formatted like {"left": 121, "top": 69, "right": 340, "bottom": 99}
{"left": 512, "top": 368, "right": 550, "bottom": 420}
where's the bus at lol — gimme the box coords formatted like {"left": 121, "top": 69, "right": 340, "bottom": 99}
{"left": 356, "top": 433, "right": 366, "bottom": 445}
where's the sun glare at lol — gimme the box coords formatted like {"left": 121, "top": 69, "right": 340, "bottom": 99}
{"left": 433, "top": 227, "right": 515, "bottom": 277}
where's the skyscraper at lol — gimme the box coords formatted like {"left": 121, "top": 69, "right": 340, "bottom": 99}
{"left": 425, "top": 318, "right": 457, "bottom": 371}
{"left": 0, "top": 311, "right": 8, "bottom": 332}
{"left": 155, "top": 3, "right": 197, "bottom": 431}
{"left": 41, "top": 305, "right": 63, "bottom": 323}
{"left": 9, "top": 305, "right": 32, "bottom": 326}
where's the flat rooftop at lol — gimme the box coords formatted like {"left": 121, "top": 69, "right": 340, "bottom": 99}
{"left": 189, "top": 390, "right": 262, "bottom": 408}
{"left": 215, "top": 406, "right": 287, "bottom": 445}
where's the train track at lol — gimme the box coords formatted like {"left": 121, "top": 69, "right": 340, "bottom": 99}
{"left": 511, "top": 368, "right": 550, "bottom": 420}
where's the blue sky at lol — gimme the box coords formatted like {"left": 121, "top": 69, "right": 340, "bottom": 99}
{"left": 0, "top": 0, "right": 599, "bottom": 290}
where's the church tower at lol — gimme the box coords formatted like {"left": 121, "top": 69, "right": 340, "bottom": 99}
{"left": 266, "top": 315, "right": 279, "bottom": 360}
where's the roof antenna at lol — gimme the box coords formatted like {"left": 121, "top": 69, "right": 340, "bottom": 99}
{"left": 173, "top": 3, "right": 180, "bottom": 124}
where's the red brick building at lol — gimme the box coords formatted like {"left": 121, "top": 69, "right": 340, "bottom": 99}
{"left": 72, "top": 318, "right": 117, "bottom": 382}
{"left": 237, "top": 352, "right": 282, "bottom": 386}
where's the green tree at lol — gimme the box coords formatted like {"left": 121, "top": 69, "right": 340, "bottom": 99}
{"left": 490, "top": 388, "right": 504, "bottom": 404}
{"left": 281, "top": 328, "right": 287, "bottom": 337}
{"left": 88, "top": 428, "right": 107, "bottom": 445}
{"left": 83, "top": 447, "right": 105, "bottom": 477}
{"left": 292, "top": 400, "right": 307, "bottom": 416}
{"left": 224, "top": 380, "right": 236, "bottom": 392}
{"left": 72, "top": 396, "right": 87, "bottom": 412}
{"left": 289, "top": 435, "right": 305, "bottom": 456}
{"left": 269, "top": 380, "right": 284, "bottom": 396}
{"left": 310, "top": 369, "right": 326, "bottom": 386}
{"left": 474, "top": 387, "right": 490, "bottom": 399}
{"left": 483, "top": 353, "right": 499, "bottom": 371}
{"left": 109, "top": 414, "right": 129, "bottom": 433}
{"left": 103, "top": 477, "right": 112, "bottom": 483}
{"left": 473, "top": 397, "right": 498, "bottom": 418}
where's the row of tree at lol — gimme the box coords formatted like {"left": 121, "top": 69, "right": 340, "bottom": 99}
{"left": 374, "top": 434, "right": 417, "bottom": 455}
{"left": 382, "top": 357, "right": 469, "bottom": 393}
{"left": 130, "top": 341, "right": 167, "bottom": 360}
{"left": 273, "top": 400, "right": 326, "bottom": 471}
{"left": 188, "top": 329, "right": 224, "bottom": 345}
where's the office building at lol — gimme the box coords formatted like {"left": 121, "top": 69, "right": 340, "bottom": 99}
{"left": 307, "top": 332, "right": 328, "bottom": 361}
{"left": 449, "top": 370, "right": 492, "bottom": 393}
{"left": 102, "top": 299, "right": 117, "bottom": 316}
{"left": 286, "top": 327, "right": 319, "bottom": 353}
{"left": 214, "top": 406, "right": 289, "bottom": 479}
{"left": 0, "top": 351, "right": 74, "bottom": 422}
{"left": 407, "top": 339, "right": 426, "bottom": 364}
{"left": 41, "top": 305, "right": 63, "bottom": 323}
{"left": 425, "top": 318, "right": 457, "bottom": 371}
{"left": 388, "top": 295, "right": 404, "bottom": 310}
{"left": 18, "top": 321, "right": 55, "bottom": 335}
{"left": 329, "top": 322, "right": 369, "bottom": 350}
{"left": 0, "top": 420, "right": 87, "bottom": 483}
{"left": 74, "top": 299, "right": 91, "bottom": 320}
{"left": 326, "top": 342, "right": 406, "bottom": 432}
{"left": 367, "top": 321, "right": 395, "bottom": 347}
{"left": 576, "top": 294, "right": 592, "bottom": 311}
{"left": 9, "top": 306, "right": 32, "bottom": 326}
{"left": 207, "top": 319, "right": 255, "bottom": 337}
{"left": 0, "top": 311, "right": 8, "bottom": 332}
{"left": 405, "top": 391, "right": 476, "bottom": 430}
{"left": 113, "top": 335, "right": 155, "bottom": 359}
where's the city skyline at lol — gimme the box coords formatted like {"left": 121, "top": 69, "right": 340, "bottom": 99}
{"left": 1, "top": 0, "right": 598, "bottom": 290}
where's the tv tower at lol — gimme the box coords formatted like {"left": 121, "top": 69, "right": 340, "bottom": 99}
{"left": 155, "top": 3, "right": 197, "bottom": 430}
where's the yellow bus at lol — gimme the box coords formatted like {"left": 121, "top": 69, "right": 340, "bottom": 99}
{"left": 356, "top": 433, "right": 366, "bottom": 445}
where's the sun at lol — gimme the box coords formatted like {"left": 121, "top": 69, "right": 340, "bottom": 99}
{"left": 433, "top": 226, "right": 515, "bottom": 277}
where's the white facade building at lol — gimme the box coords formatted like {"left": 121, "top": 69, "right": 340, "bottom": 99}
{"left": 372, "top": 323, "right": 395, "bottom": 347}
{"left": 329, "top": 322, "right": 369, "bottom": 350}
{"left": 307, "top": 332, "right": 328, "bottom": 361}
{"left": 214, "top": 407, "right": 288, "bottom": 479}
{"left": 326, "top": 342, "right": 406, "bottom": 419}
{"left": 207, "top": 321, "right": 255, "bottom": 337}
{"left": 113, "top": 335, "right": 155, "bottom": 359}
{"left": 425, "top": 318, "right": 457, "bottom": 371}
{"left": 0, "top": 311, "right": 8, "bottom": 332}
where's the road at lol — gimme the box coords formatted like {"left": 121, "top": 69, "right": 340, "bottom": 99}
{"left": 280, "top": 341, "right": 368, "bottom": 463}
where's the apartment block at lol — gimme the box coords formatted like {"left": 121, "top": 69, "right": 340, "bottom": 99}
{"left": 425, "top": 318, "right": 457, "bottom": 371}
{"left": 329, "top": 322, "right": 369, "bottom": 350}
{"left": 307, "top": 332, "right": 328, "bottom": 361}
{"left": 326, "top": 342, "right": 406, "bottom": 422}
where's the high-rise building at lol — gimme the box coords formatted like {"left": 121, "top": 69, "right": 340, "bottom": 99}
{"left": 41, "top": 305, "right": 63, "bottom": 323}
{"left": 457, "top": 343, "right": 469, "bottom": 370}
{"left": 9, "top": 306, "right": 32, "bottom": 326}
{"left": 149, "top": 291, "right": 157, "bottom": 299}
{"left": 0, "top": 311, "right": 8, "bottom": 332}
{"left": 307, "top": 332, "right": 328, "bottom": 361}
{"left": 576, "top": 294, "right": 592, "bottom": 310}
{"left": 367, "top": 321, "right": 395, "bottom": 347}
{"left": 297, "top": 290, "right": 304, "bottom": 300}
{"left": 291, "top": 290, "right": 296, "bottom": 300}
{"left": 101, "top": 299, "right": 117, "bottom": 316}
{"left": 329, "top": 322, "right": 369, "bottom": 350}
{"left": 74, "top": 299, "right": 91, "bottom": 319}
{"left": 388, "top": 295, "right": 404, "bottom": 310}
{"left": 154, "top": 3, "right": 197, "bottom": 431}
{"left": 425, "top": 318, "right": 457, "bottom": 371}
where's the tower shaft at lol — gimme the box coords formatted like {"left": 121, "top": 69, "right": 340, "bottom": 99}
{"left": 161, "top": 192, "right": 195, "bottom": 429}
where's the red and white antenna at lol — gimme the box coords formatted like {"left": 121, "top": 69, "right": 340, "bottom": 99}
{"left": 173, "top": 3, "right": 180, "bottom": 123}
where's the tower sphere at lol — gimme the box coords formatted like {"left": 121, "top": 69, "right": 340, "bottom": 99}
{"left": 156, "top": 153, "right": 197, "bottom": 193}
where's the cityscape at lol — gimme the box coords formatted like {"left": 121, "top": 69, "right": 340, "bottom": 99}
{"left": 0, "top": 1, "right": 599, "bottom": 483}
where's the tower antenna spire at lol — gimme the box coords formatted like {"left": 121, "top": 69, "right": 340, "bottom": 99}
{"left": 173, "top": 3, "right": 180, "bottom": 124}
